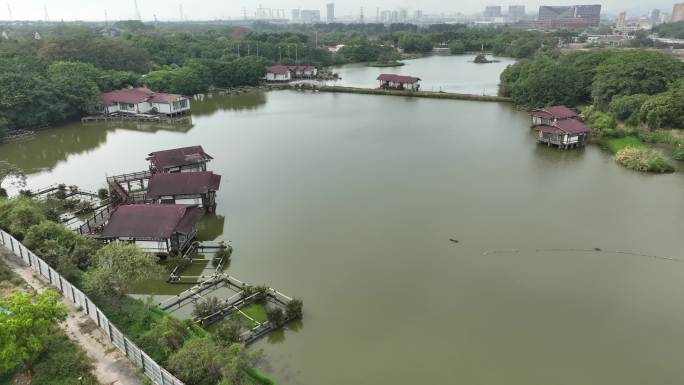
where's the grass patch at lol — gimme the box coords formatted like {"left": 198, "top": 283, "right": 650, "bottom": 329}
{"left": 96, "top": 295, "right": 168, "bottom": 340}
{"left": 29, "top": 333, "right": 99, "bottom": 385}
{"left": 238, "top": 303, "right": 267, "bottom": 329}
{"left": 245, "top": 367, "right": 276, "bottom": 385}
{"left": 0, "top": 257, "right": 26, "bottom": 289}
{"left": 601, "top": 136, "right": 644, "bottom": 154}
{"left": 615, "top": 147, "right": 675, "bottom": 173}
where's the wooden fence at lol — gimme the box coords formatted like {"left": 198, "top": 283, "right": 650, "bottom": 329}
{"left": 0, "top": 229, "right": 186, "bottom": 385}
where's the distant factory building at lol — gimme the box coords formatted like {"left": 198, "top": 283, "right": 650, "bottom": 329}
{"left": 538, "top": 4, "right": 601, "bottom": 27}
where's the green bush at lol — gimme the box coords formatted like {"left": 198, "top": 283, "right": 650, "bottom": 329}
{"left": 615, "top": 147, "right": 675, "bottom": 173}
{"left": 30, "top": 333, "right": 99, "bottom": 385}
{"left": 672, "top": 147, "right": 684, "bottom": 160}
{"left": 266, "top": 307, "right": 285, "bottom": 327}
{"left": 609, "top": 94, "right": 649, "bottom": 121}
{"left": 285, "top": 298, "right": 303, "bottom": 319}
{"left": 212, "top": 319, "right": 243, "bottom": 347}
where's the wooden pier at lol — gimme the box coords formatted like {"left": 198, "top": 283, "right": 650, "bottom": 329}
{"left": 82, "top": 113, "right": 190, "bottom": 124}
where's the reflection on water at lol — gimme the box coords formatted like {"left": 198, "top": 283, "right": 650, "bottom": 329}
{"left": 192, "top": 91, "right": 267, "bottom": 117}
{"left": 0, "top": 92, "right": 267, "bottom": 176}
{"left": 197, "top": 213, "right": 226, "bottom": 241}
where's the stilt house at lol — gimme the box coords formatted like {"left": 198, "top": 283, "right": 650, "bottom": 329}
{"left": 146, "top": 171, "right": 221, "bottom": 211}
{"left": 97, "top": 204, "right": 204, "bottom": 256}
{"left": 528, "top": 106, "right": 591, "bottom": 149}
{"left": 147, "top": 145, "right": 213, "bottom": 173}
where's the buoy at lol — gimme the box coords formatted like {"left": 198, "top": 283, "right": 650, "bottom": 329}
{"left": 594, "top": 247, "right": 602, "bottom": 251}
{"left": 449, "top": 238, "right": 459, "bottom": 243}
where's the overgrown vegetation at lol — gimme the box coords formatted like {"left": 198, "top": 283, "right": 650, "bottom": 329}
{"left": 615, "top": 147, "right": 674, "bottom": 173}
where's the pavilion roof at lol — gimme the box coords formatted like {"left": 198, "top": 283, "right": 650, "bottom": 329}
{"left": 147, "top": 171, "right": 221, "bottom": 198}
{"left": 101, "top": 204, "right": 204, "bottom": 239}
{"left": 376, "top": 74, "right": 421, "bottom": 84}
{"left": 147, "top": 145, "right": 213, "bottom": 170}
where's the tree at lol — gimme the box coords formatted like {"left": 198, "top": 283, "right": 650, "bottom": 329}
{"left": 0, "top": 290, "right": 67, "bottom": 373}
{"left": 448, "top": 41, "right": 465, "bottom": 54}
{"left": 639, "top": 91, "right": 684, "bottom": 130}
{"left": 192, "top": 296, "right": 222, "bottom": 319}
{"left": 83, "top": 242, "right": 164, "bottom": 299}
{"left": 47, "top": 61, "right": 102, "bottom": 119}
{"left": 608, "top": 94, "right": 649, "bottom": 122}
{"left": 265, "top": 307, "right": 285, "bottom": 326}
{"left": 167, "top": 338, "right": 228, "bottom": 385}
{"left": 138, "top": 317, "right": 192, "bottom": 365}
{"left": 592, "top": 51, "right": 684, "bottom": 108}
{"left": 212, "top": 319, "right": 243, "bottom": 347}
{"left": 508, "top": 55, "right": 585, "bottom": 107}
{"left": 285, "top": 298, "right": 303, "bottom": 319}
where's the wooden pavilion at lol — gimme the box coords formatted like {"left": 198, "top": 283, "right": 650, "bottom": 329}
{"left": 377, "top": 74, "right": 421, "bottom": 91}
{"left": 528, "top": 106, "right": 591, "bottom": 149}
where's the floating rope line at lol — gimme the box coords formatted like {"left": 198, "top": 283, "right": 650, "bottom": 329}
{"left": 481, "top": 248, "right": 684, "bottom": 263}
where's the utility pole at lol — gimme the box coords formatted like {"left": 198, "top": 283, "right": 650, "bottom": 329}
{"left": 179, "top": 4, "right": 184, "bottom": 21}
{"left": 7, "top": 4, "right": 12, "bottom": 21}
{"left": 256, "top": 42, "right": 259, "bottom": 56}
{"left": 237, "top": 43, "right": 240, "bottom": 57}
{"left": 44, "top": 5, "right": 49, "bottom": 22}
{"left": 295, "top": 44, "right": 298, "bottom": 64}
{"left": 278, "top": 46, "right": 282, "bottom": 62}
{"left": 104, "top": 10, "right": 109, "bottom": 28}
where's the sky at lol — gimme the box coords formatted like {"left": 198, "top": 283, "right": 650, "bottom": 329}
{"left": 1, "top": 0, "right": 674, "bottom": 21}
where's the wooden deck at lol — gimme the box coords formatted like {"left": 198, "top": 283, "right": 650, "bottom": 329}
{"left": 82, "top": 113, "right": 190, "bottom": 124}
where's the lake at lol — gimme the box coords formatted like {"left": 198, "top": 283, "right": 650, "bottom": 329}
{"left": 329, "top": 54, "right": 516, "bottom": 95}
{"left": 2, "top": 58, "right": 684, "bottom": 385}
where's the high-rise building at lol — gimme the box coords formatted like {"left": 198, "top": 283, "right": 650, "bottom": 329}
{"left": 508, "top": 5, "right": 526, "bottom": 21}
{"left": 300, "top": 9, "right": 321, "bottom": 23}
{"left": 538, "top": 4, "right": 601, "bottom": 27}
{"left": 650, "top": 9, "right": 661, "bottom": 25}
{"left": 413, "top": 10, "right": 423, "bottom": 21}
{"left": 484, "top": 6, "right": 502, "bottom": 18}
{"left": 326, "top": 3, "right": 335, "bottom": 23}
{"left": 398, "top": 9, "right": 408, "bottom": 22}
{"left": 616, "top": 11, "right": 627, "bottom": 29}
{"left": 672, "top": 3, "right": 684, "bottom": 22}
{"left": 291, "top": 9, "right": 300, "bottom": 21}
{"left": 573, "top": 5, "right": 601, "bottom": 26}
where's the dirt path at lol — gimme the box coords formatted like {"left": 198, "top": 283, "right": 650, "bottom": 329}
{"left": 1, "top": 249, "right": 143, "bottom": 385}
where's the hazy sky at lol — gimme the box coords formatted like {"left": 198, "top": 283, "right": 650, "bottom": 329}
{"left": 2, "top": 0, "right": 673, "bottom": 21}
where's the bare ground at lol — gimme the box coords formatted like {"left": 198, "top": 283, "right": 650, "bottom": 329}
{"left": 0, "top": 248, "right": 143, "bottom": 385}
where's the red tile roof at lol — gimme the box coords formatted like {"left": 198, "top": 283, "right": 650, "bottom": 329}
{"left": 147, "top": 146, "right": 213, "bottom": 171}
{"left": 101, "top": 204, "right": 204, "bottom": 239}
{"left": 100, "top": 87, "right": 185, "bottom": 107}
{"left": 377, "top": 74, "right": 421, "bottom": 84}
{"left": 540, "top": 106, "right": 578, "bottom": 119}
{"left": 147, "top": 171, "right": 221, "bottom": 198}
{"left": 528, "top": 110, "right": 554, "bottom": 119}
{"left": 267, "top": 65, "right": 291, "bottom": 74}
{"left": 555, "top": 118, "right": 591, "bottom": 134}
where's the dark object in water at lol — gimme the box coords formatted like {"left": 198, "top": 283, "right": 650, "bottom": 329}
{"left": 594, "top": 247, "right": 602, "bottom": 251}
{"left": 449, "top": 238, "right": 459, "bottom": 243}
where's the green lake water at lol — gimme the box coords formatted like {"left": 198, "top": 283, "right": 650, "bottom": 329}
{"left": 2, "top": 57, "right": 684, "bottom": 384}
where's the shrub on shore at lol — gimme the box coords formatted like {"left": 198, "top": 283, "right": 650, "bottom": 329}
{"left": 615, "top": 147, "right": 674, "bottom": 173}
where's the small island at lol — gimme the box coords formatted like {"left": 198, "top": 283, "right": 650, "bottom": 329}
{"left": 473, "top": 53, "right": 500, "bottom": 64}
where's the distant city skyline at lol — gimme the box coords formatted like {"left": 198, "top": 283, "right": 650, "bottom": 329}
{"left": 0, "top": 0, "right": 675, "bottom": 21}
